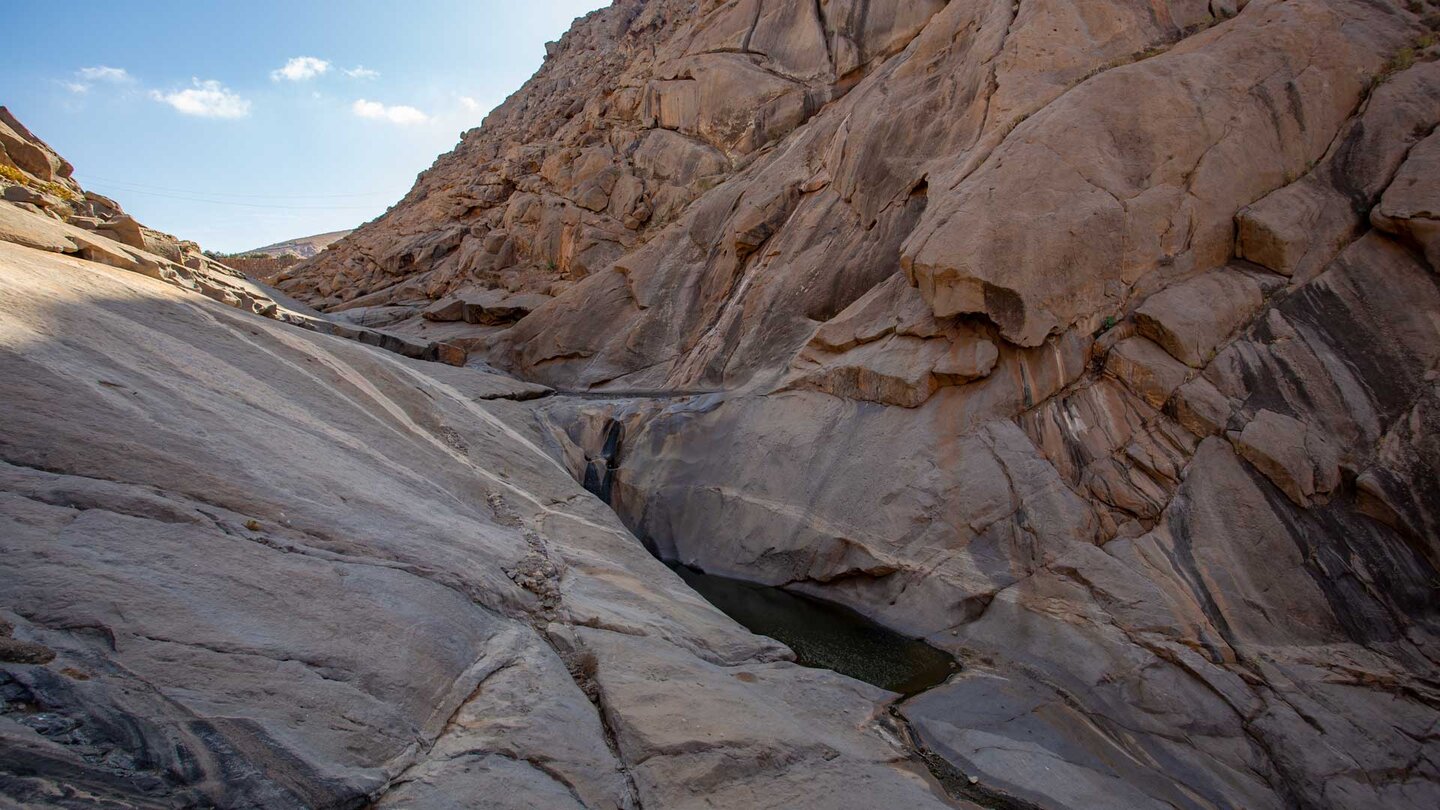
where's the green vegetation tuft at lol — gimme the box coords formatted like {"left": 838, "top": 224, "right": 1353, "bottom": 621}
{"left": 1375, "top": 41, "right": 1424, "bottom": 86}
{"left": 0, "top": 165, "right": 78, "bottom": 203}
{"left": 40, "top": 181, "right": 76, "bottom": 201}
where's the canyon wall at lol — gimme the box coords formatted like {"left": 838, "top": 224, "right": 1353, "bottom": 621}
{"left": 284, "top": 1, "right": 1440, "bottom": 807}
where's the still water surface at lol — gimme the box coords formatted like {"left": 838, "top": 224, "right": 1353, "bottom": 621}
{"left": 668, "top": 563, "right": 957, "bottom": 695}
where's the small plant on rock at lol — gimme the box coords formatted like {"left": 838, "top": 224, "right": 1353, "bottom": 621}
{"left": 40, "top": 181, "right": 76, "bottom": 201}
{"left": 1375, "top": 45, "right": 1419, "bottom": 85}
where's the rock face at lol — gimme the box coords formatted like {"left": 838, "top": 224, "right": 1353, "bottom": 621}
{"left": 1, "top": 109, "right": 978, "bottom": 807}
{"left": 9, "top": 2, "right": 1440, "bottom": 809}
{"left": 0, "top": 243, "right": 959, "bottom": 808}
{"left": 273, "top": 0, "right": 951, "bottom": 317}
{"left": 274, "top": 1, "right": 1440, "bottom": 807}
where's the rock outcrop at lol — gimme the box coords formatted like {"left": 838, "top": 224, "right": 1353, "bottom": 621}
{"left": 275, "top": 1, "right": 1440, "bottom": 807}
{"left": 273, "top": 0, "right": 951, "bottom": 323}
{"left": 0, "top": 111, "right": 477, "bottom": 369}
{"left": 3, "top": 106, "right": 226, "bottom": 273}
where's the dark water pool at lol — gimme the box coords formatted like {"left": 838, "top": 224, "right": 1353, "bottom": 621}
{"left": 668, "top": 563, "right": 957, "bottom": 695}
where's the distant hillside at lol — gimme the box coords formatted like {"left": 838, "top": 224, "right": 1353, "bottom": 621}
{"left": 243, "top": 229, "right": 351, "bottom": 260}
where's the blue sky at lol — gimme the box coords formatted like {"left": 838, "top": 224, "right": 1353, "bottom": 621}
{"left": 2, "top": 1, "right": 607, "bottom": 252}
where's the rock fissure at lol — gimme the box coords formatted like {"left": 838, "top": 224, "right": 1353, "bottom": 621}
{"left": 541, "top": 628, "right": 646, "bottom": 810}
{"left": 886, "top": 704, "right": 1048, "bottom": 810}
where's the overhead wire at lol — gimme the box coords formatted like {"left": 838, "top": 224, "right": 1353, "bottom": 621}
{"left": 77, "top": 175, "right": 390, "bottom": 200}
{"left": 81, "top": 183, "right": 383, "bottom": 211}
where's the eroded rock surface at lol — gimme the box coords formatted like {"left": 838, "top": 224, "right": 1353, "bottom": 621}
{"left": 0, "top": 243, "right": 955, "bottom": 809}
{"left": 10, "top": 0, "right": 1440, "bottom": 808}
{"left": 277, "top": 1, "right": 1440, "bottom": 807}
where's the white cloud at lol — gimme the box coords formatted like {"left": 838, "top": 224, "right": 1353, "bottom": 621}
{"left": 78, "top": 66, "right": 133, "bottom": 83}
{"left": 151, "top": 79, "right": 251, "bottom": 119}
{"left": 343, "top": 66, "right": 380, "bottom": 79}
{"left": 458, "top": 96, "right": 480, "bottom": 111}
{"left": 64, "top": 66, "right": 135, "bottom": 95}
{"left": 271, "top": 56, "right": 331, "bottom": 82}
{"left": 352, "top": 99, "right": 428, "bottom": 125}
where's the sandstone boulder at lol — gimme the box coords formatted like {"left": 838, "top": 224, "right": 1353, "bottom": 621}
{"left": 83, "top": 189, "right": 122, "bottom": 218}
{"left": 1104, "top": 336, "right": 1189, "bottom": 409}
{"left": 462, "top": 290, "right": 553, "bottom": 325}
{"left": 1172, "top": 375, "right": 1234, "bottom": 438}
{"left": 0, "top": 106, "right": 74, "bottom": 184}
{"left": 94, "top": 215, "right": 147, "bottom": 251}
{"left": 1, "top": 185, "right": 45, "bottom": 206}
